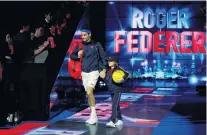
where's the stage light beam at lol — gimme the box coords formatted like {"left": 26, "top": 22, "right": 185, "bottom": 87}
{"left": 189, "top": 76, "right": 198, "bottom": 85}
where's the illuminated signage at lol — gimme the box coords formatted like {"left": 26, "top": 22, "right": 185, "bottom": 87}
{"left": 113, "top": 7, "right": 206, "bottom": 54}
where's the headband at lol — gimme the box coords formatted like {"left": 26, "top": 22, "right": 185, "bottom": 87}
{"left": 81, "top": 29, "right": 91, "bottom": 34}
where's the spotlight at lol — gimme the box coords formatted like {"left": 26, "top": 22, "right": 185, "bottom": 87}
{"left": 201, "top": 77, "right": 206, "bottom": 81}
{"left": 189, "top": 75, "right": 198, "bottom": 85}
{"left": 141, "top": 62, "right": 145, "bottom": 66}
{"left": 130, "top": 58, "right": 135, "bottom": 66}
{"left": 108, "top": 1, "right": 114, "bottom": 4}
{"left": 144, "top": 60, "right": 148, "bottom": 65}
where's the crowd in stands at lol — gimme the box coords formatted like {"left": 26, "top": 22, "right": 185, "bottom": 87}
{"left": 0, "top": 1, "right": 88, "bottom": 65}
{"left": 0, "top": 1, "right": 87, "bottom": 125}
{"left": 0, "top": 8, "right": 70, "bottom": 65}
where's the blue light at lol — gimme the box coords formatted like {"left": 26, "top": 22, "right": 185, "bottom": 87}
{"left": 201, "top": 77, "right": 207, "bottom": 81}
{"left": 108, "top": 1, "right": 114, "bottom": 4}
{"left": 159, "top": 34, "right": 162, "bottom": 40}
{"left": 192, "top": 55, "right": 195, "bottom": 60}
{"left": 189, "top": 75, "right": 198, "bottom": 85}
{"left": 156, "top": 71, "right": 165, "bottom": 79}
{"left": 130, "top": 57, "right": 143, "bottom": 66}
{"left": 144, "top": 60, "right": 148, "bottom": 65}
{"left": 130, "top": 58, "right": 135, "bottom": 66}
{"left": 121, "top": 29, "right": 125, "bottom": 32}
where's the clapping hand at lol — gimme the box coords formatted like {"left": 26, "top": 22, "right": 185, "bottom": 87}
{"left": 43, "top": 41, "right": 50, "bottom": 47}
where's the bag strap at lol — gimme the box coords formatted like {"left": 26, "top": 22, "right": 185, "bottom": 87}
{"left": 77, "top": 41, "right": 83, "bottom": 61}
{"left": 117, "top": 64, "right": 129, "bottom": 79}
{"left": 78, "top": 41, "right": 83, "bottom": 50}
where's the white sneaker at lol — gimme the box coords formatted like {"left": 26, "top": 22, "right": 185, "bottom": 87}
{"left": 85, "top": 113, "right": 94, "bottom": 123}
{"left": 86, "top": 118, "right": 91, "bottom": 123}
{"left": 106, "top": 121, "right": 116, "bottom": 128}
{"left": 86, "top": 113, "right": 98, "bottom": 123}
{"left": 115, "top": 120, "right": 123, "bottom": 126}
{"left": 87, "top": 114, "right": 98, "bottom": 125}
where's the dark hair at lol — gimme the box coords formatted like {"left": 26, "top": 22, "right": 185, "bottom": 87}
{"left": 21, "top": 20, "right": 31, "bottom": 27}
{"left": 4, "top": 31, "right": 14, "bottom": 38}
{"left": 50, "top": 22, "right": 57, "bottom": 27}
{"left": 35, "top": 22, "right": 44, "bottom": 29}
{"left": 18, "top": 20, "right": 30, "bottom": 30}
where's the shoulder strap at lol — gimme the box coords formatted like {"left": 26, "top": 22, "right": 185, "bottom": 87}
{"left": 77, "top": 41, "right": 83, "bottom": 50}
{"left": 118, "top": 65, "right": 128, "bottom": 73}
{"left": 77, "top": 41, "right": 83, "bottom": 60}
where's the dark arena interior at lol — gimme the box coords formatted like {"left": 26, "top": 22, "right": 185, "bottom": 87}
{"left": 0, "top": 1, "right": 206, "bottom": 135}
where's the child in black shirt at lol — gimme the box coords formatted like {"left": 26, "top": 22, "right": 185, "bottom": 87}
{"left": 103, "top": 56, "right": 129, "bottom": 127}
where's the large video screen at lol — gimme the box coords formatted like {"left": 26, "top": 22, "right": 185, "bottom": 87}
{"left": 105, "top": 1, "right": 206, "bottom": 85}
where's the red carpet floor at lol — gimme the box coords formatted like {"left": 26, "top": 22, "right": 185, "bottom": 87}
{"left": 0, "top": 122, "right": 48, "bottom": 135}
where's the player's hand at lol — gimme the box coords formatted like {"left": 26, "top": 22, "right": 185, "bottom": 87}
{"left": 78, "top": 50, "right": 84, "bottom": 58}
{"left": 99, "top": 70, "right": 106, "bottom": 79}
